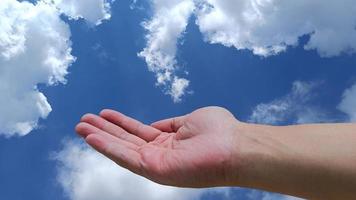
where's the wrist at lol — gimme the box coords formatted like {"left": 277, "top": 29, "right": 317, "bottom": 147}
{"left": 229, "top": 122, "right": 282, "bottom": 187}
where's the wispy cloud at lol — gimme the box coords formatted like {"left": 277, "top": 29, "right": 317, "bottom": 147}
{"left": 248, "top": 81, "right": 333, "bottom": 125}
{"left": 138, "top": 0, "right": 194, "bottom": 102}
{"left": 338, "top": 83, "right": 356, "bottom": 122}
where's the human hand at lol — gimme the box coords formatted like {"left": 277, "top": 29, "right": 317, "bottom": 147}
{"left": 75, "top": 107, "right": 243, "bottom": 187}
{"left": 76, "top": 107, "right": 356, "bottom": 199}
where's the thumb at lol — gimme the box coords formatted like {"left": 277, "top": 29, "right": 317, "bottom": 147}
{"left": 151, "top": 115, "right": 186, "bottom": 133}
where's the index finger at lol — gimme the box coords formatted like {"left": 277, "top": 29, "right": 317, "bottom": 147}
{"left": 100, "top": 109, "right": 162, "bottom": 142}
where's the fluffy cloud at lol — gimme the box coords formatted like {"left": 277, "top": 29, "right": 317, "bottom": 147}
{"left": 248, "top": 81, "right": 331, "bottom": 125}
{"left": 0, "top": 0, "right": 73, "bottom": 136}
{"left": 44, "top": 0, "right": 113, "bottom": 25}
{"left": 338, "top": 83, "right": 356, "bottom": 122}
{"left": 138, "top": 0, "right": 194, "bottom": 102}
{"left": 54, "top": 139, "right": 228, "bottom": 200}
{"left": 195, "top": 0, "right": 356, "bottom": 57}
{"left": 0, "top": 0, "right": 112, "bottom": 137}
{"left": 141, "top": 0, "right": 356, "bottom": 101}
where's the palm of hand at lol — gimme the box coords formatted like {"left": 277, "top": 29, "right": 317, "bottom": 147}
{"left": 76, "top": 107, "right": 239, "bottom": 187}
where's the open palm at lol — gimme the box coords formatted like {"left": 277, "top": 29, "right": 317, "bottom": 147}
{"left": 76, "top": 107, "right": 241, "bottom": 187}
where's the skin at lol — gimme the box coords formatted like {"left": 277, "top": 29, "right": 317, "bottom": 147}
{"left": 76, "top": 106, "right": 356, "bottom": 200}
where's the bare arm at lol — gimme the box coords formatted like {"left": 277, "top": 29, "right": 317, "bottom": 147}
{"left": 75, "top": 107, "right": 356, "bottom": 200}
{"left": 236, "top": 123, "right": 356, "bottom": 199}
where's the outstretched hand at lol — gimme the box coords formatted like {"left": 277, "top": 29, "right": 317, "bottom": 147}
{"left": 76, "top": 107, "right": 243, "bottom": 187}
{"left": 76, "top": 106, "right": 356, "bottom": 199}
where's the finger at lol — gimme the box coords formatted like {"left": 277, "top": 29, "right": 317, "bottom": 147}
{"left": 85, "top": 134, "right": 143, "bottom": 175}
{"left": 100, "top": 109, "right": 161, "bottom": 142}
{"left": 75, "top": 122, "right": 138, "bottom": 151}
{"left": 151, "top": 116, "right": 186, "bottom": 132}
{"left": 80, "top": 114, "right": 147, "bottom": 146}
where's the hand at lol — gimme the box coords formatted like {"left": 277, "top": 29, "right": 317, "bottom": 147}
{"left": 76, "top": 106, "right": 356, "bottom": 199}
{"left": 75, "top": 107, "right": 243, "bottom": 187}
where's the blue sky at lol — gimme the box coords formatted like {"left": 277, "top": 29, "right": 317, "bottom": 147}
{"left": 0, "top": 0, "right": 356, "bottom": 200}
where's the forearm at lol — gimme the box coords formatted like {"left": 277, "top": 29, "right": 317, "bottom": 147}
{"left": 234, "top": 123, "right": 356, "bottom": 199}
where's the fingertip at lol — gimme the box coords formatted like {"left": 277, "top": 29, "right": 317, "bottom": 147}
{"left": 151, "top": 118, "right": 167, "bottom": 126}
{"left": 99, "top": 109, "right": 109, "bottom": 116}
{"left": 80, "top": 113, "right": 96, "bottom": 122}
{"left": 100, "top": 109, "right": 115, "bottom": 120}
{"left": 101, "top": 109, "right": 125, "bottom": 117}
{"left": 149, "top": 116, "right": 185, "bottom": 132}
{"left": 100, "top": 109, "right": 115, "bottom": 116}
{"left": 150, "top": 119, "right": 168, "bottom": 130}
{"left": 75, "top": 122, "right": 92, "bottom": 138}
{"left": 150, "top": 121, "right": 160, "bottom": 128}
{"left": 75, "top": 122, "right": 85, "bottom": 133}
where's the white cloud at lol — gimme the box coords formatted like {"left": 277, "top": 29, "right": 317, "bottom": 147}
{"left": 338, "top": 83, "right": 356, "bottom": 122}
{"left": 140, "top": 0, "right": 356, "bottom": 101}
{"left": 54, "top": 139, "right": 228, "bottom": 200}
{"left": 195, "top": 0, "right": 356, "bottom": 57}
{"left": 170, "top": 77, "right": 190, "bottom": 102}
{"left": 0, "top": 0, "right": 112, "bottom": 137}
{"left": 248, "top": 81, "right": 331, "bottom": 125}
{"left": 0, "top": 0, "right": 73, "bottom": 137}
{"left": 44, "top": 0, "right": 113, "bottom": 25}
{"left": 138, "top": 0, "right": 194, "bottom": 102}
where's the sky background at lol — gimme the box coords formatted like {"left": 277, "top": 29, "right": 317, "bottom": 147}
{"left": 0, "top": 0, "right": 356, "bottom": 200}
